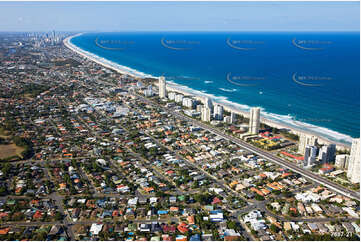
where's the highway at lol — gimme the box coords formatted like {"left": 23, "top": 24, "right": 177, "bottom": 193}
{"left": 135, "top": 94, "right": 360, "bottom": 201}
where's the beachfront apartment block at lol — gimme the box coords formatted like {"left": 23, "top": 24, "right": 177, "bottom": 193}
{"left": 168, "top": 92, "right": 176, "bottom": 101}
{"left": 335, "top": 154, "right": 349, "bottom": 169}
{"left": 158, "top": 76, "right": 167, "bottom": 98}
{"left": 182, "top": 97, "right": 194, "bottom": 108}
{"left": 230, "top": 112, "right": 236, "bottom": 124}
{"left": 175, "top": 94, "right": 184, "bottom": 103}
{"left": 347, "top": 138, "right": 360, "bottom": 183}
{"left": 318, "top": 144, "right": 336, "bottom": 164}
{"left": 201, "top": 106, "right": 211, "bottom": 122}
{"left": 144, "top": 85, "right": 153, "bottom": 97}
{"left": 249, "top": 107, "right": 260, "bottom": 134}
{"left": 298, "top": 133, "right": 318, "bottom": 155}
{"left": 204, "top": 97, "right": 213, "bottom": 109}
{"left": 304, "top": 145, "right": 318, "bottom": 167}
{"left": 213, "top": 104, "right": 224, "bottom": 120}
{"left": 223, "top": 116, "right": 232, "bottom": 124}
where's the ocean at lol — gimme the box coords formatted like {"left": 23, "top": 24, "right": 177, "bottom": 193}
{"left": 70, "top": 32, "right": 360, "bottom": 145}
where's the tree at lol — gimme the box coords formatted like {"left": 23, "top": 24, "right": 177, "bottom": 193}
{"left": 1, "top": 163, "right": 11, "bottom": 174}
{"left": 34, "top": 231, "right": 47, "bottom": 241}
{"left": 0, "top": 187, "right": 7, "bottom": 196}
{"left": 254, "top": 194, "right": 265, "bottom": 201}
{"left": 270, "top": 224, "right": 279, "bottom": 233}
{"left": 227, "top": 220, "right": 237, "bottom": 230}
{"left": 212, "top": 229, "right": 220, "bottom": 240}
{"left": 54, "top": 211, "right": 63, "bottom": 221}
{"left": 282, "top": 190, "right": 292, "bottom": 198}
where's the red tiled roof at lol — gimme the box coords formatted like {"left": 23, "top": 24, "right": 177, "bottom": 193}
{"left": 212, "top": 197, "right": 222, "bottom": 204}
{"left": 0, "top": 228, "right": 9, "bottom": 235}
{"left": 33, "top": 210, "right": 43, "bottom": 219}
{"left": 177, "top": 223, "right": 188, "bottom": 233}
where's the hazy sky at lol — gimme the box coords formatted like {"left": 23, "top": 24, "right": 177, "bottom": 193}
{"left": 0, "top": 1, "right": 359, "bottom": 32}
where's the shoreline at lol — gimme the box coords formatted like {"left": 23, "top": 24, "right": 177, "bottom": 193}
{"left": 160, "top": 82, "right": 351, "bottom": 150}
{"left": 64, "top": 34, "right": 352, "bottom": 150}
{"left": 64, "top": 34, "right": 154, "bottom": 79}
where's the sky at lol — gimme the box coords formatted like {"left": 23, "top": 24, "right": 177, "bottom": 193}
{"left": 0, "top": 1, "right": 359, "bottom": 32}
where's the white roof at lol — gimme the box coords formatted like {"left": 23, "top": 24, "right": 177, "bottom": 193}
{"left": 150, "top": 197, "right": 158, "bottom": 203}
{"left": 342, "top": 207, "right": 359, "bottom": 217}
{"left": 210, "top": 214, "right": 223, "bottom": 220}
{"left": 128, "top": 197, "right": 138, "bottom": 205}
{"left": 90, "top": 223, "right": 103, "bottom": 235}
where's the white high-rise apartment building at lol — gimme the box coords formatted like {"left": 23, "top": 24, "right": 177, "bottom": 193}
{"left": 175, "top": 94, "right": 184, "bottom": 103}
{"left": 318, "top": 144, "right": 336, "bottom": 164}
{"left": 213, "top": 105, "right": 224, "bottom": 120}
{"left": 249, "top": 107, "right": 260, "bottom": 134}
{"left": 347, "top": 138, "right": 360, "bottom": 183}
{"left": 168, "top": 92, "right": 176, "bottom": 100}
{"left": 158, "top": 76, "right": 167, "bottom": 98}
{"left": 182, "top": 98, "right": 194, "bottom": 108}
{"left": 298, "top": 133, "right": 318, "bottom": 155}
{"left": 144, "top": 85, "right": 153, "bottom": 97}
{"left": 335, "top": 154, "right": 349, "bottom": 169}
{"left": 224, "top": 116, "right": 231, "bottom": 124}
{"left": 230, "top": 112, "right": 236, "bottom": 124}
{"left": 201, "top": 106, "right": 211, "bottom": 122}
{"left": 196, "top": 105, "right": 203, "bottom": 112}
{"left": 204, "top": 97, "right": 213, "bottom": 109}
{"left": 304, "top": 145, "right": 318, "bottom": 167}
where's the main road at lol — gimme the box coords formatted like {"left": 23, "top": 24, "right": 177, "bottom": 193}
{"left": 135, "top": 94, "right": 360, "bottom": 201}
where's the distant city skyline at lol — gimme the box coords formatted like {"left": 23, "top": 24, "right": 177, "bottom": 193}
{"left": 0, "top": 1, "right": 359, "bottom": 32}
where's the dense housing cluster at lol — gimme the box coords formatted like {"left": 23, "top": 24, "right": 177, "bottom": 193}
{"left": 0, "top": 33, "right": 359, "bottom": 241}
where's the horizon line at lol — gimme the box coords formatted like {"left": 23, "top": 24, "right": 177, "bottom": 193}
{"left": 0, "top": 30, "right": 360, "bottom": 33}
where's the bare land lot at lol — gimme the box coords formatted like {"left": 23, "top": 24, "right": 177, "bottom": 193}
{"left": 0, "top": 143, "right": 25, "bottom": 160}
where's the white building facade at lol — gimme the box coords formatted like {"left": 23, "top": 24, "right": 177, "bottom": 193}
{"left": 347, "top": 138, "right": 360, "bottom": 183}
{"left": 201, "top": 106, "right": 211, "bottom": 122}
{"left": 158, "top": 76, "right": 167, "bottom": 98}
{"left": 298, "top": 133, "right": 318, "bottom": 155}
{"left": 249, "top": 107, "right": 260, "bottom": 134}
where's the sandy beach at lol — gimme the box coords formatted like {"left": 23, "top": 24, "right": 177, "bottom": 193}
{"left": 64, "top": 34, "right": 152, "bottom": 79}
{"left": 161, "top": 82, "right": 350, "bottom": 150}
{"left": 64, "top": 34, "right": 351, "bottom": 150}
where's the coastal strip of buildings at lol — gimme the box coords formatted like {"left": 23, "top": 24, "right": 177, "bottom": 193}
{"left": 156, "top": 76, "right": 360, "bottom": 185}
